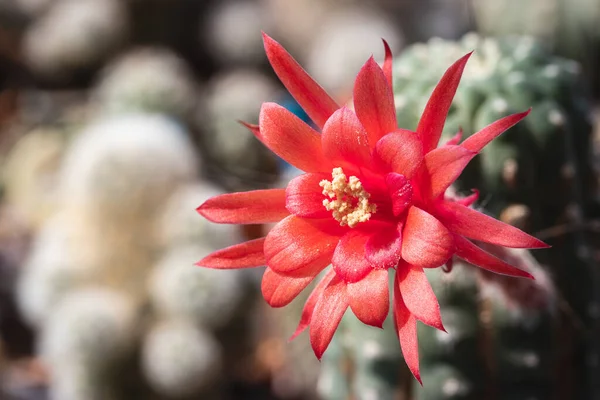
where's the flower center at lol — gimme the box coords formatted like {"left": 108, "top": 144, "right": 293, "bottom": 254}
{"left": 319, "top": 167, "right": 376, "bottom": 228}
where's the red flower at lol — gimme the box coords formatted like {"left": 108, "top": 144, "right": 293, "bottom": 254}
{"left": 196, "top": 34, "right": 548, "bottom": 383}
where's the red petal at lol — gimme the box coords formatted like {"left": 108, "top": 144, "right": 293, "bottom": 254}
{"left": 419, "top": 145, "right": 476, "bottom": 200}
{"left": 290, "top": 269, "right": 336, "bottom": 340}
{"left": 263, "top": 33, "right": 339, "bottom": 128}
{"left": 332, "top": 230, "right": 373, "bottom": 283}
{"left": 265, "top": 216, "right": 342, "bottom": 277}
{"left": 347, "top": 269, "right": 389, "bottom": 328}
{"left": 417, "top": 52, "right": 472, "bottom": 153}
{"left": 261, "top": 267, "right": 315, "bottom": 308}
{"left": 393, "top": 275, "right": 421, "bottom": 384}
{"left": 353, "top": 57, "right": 398, "bottom": 149}
{"left": 382, "top": 39, "right": 393, "bottom": 86}
{"left": 385, "top": 173, "right": 413, "bottom": 216}
{"left": 365, "top": 221, "right": 403, "bottom": 269}
{"left": 197, "top": 189, "right": 289, "bottom": 224}
{"left": 259, "top": 103, "right": 331, "bottom": 172}
{"left": 310, "top": 276, "right": 348, "bottom": 360}
{"left": 285, "top": 173, "right": 330, "bottom": 218}
{"left": 456, "top": 189, "right": 479, "bottom": 207}
{"left": 435, "top": 201, "right": 549, "bottom": 249}
{"left": 444, "top": 128, "right": 463, "bottom": 146}
{"left": 373, "top": 130, "right": 424, "bottom": 178}
{"left": 196, "top": 238, "right": 265, "bottom": 269}
{"left": 454, "top": 235, "right": 534, "bottom": 279}
{"left": 402, "top": 207, "right": 454, "bottom": 268}
{"left": 461, "top": 109, "right": 531, "bottom": 153}
{"left": 239, "top": 120, "right": 262, "bottom": 140}
{"left": 397, "top": 261, "right": 445, "bottom": 330}
{"left": 321, "top": 107, "right": 371, "bottom": 167}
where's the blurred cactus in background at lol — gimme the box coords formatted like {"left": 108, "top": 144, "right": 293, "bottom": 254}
{"left": 471, "top": 0, "right": 600, "bottom": 97}
{"left": 92, "top": 48, "right": 199, "bottom": 122}
{"left": 22, "top": 0, "right": 129, "bottom": 81}
{"left": 201, "top": 69, "right": 281, "bottom": 191}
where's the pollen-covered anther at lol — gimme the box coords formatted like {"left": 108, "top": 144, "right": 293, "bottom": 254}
{"left": 319, "top": 167, "right": 377, "bottom": 228}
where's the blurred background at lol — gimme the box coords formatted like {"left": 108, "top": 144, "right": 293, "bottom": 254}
{"left": 0, "top": 0, "right": 599, "bottom": 399}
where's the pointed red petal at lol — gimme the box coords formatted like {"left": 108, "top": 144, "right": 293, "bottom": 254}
{"left": 397, "top": 261, "right": 445, "bottom": 330}
{"left": 290, "top": 269, "right": 336, "bottom": 341}
{"left": 261, "top": 267, "right": 315, "bottom": 308}
{"left": 385, "top": 173, "right": 413, "bottom": 217}
{"left": 365, "top": 221, "right": 403, "bottom": 269}
{"left": 374, "top": 129, "right": 424, "bottom": 178}
{"left": 265, "top": 216, "right": 342, "bottom": 277}
{"left": 321, "top": 107, "right": 371, "bottom": 167}
{"left": 196, "top": 238, "right": 265, "bottom": 269}
{"left": 456, "top": 189, "right": 479, "bottom": 207}
{"left": 435, "top": 201, "right": 549, "bottom": 249}
{"left": 454, "top": 235, "right": 534, "bottom": 279}
{"left": 461, "top": 109, "right": 531, "bottom": 153}
{"left": 259, "top": 103, "right": 331, "bottom": 172}
{"left": 263, "top": 33, "right": 339, "bottom": 128}
{"left": 239, "top": 120, "right": 262, "bottom": 140}
{"left": 353, "top": 57, "right": 398, "bottom": 149}
{"left": 310, "top": 276, "right": 348, "bottom": 360}
{"left": 382, "top": 39, "right": 393, "bottom": 86}
{"left": 417, "top": 52, "right": 472, "bottom": 152}
{"left": 402, "top": 207, "right": 454, "bottom": 268}
{"left": 393, "top": 275, "right": 421, "bottom": 384}
{"left": 444, "top": 128, "right": 463, "bottom": 146}
{"left": 332, "top": 230, "right": 373, "bottom": 283}
{"left": 347, "top": 269, "right": 389, "bottom": 328}
{"left": 198, "top": 190, "right": 289, "bottom": 224}
{"left": 419, "top": 145, "right": 476, "bottom": 200}
{"left": 285, "top": 173, "right": 330, "bottom": 219}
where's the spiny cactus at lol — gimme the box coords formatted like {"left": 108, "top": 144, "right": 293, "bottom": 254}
{"left": 2, "top": 127, "right": 67, "bottom": 229}
{"left": 60, "top": 114, "right": 198, "bottom": 223}
{"left": 16, "top": 213, "right": 94, "bottom": 327}
{"left": 22, "top": 0, "right": 128, "bottom": 79}
{"left": 155, "top": 181, "right": 240, "bottom": 251}
{"left": 39, "top": 287, "right": 138, "bottom": 364}
{"left": 148, "top": 245, "right": 245, "bottom": 330}
{"left": 392, "top": 34, "right": 592, "bottom": 219}
{"left": 470, "top": 0, "right": 600, "bottom": 95}
{"left": 201, "top": 69, "right": 280, "bottom": 191}
{"left": 203, "top": 0, "right": 272, "bottom": 66}
{"left": 141, "top": 319, "right": 222, "bottom": 398}
{"left": 305, "top": 7, "right": 403, "bottom": 95}
{"left": 93, "top": 48, "right": 198, "bottom": 121}
{"left": 391, "top": 33, "right": 596, "bottom": 398}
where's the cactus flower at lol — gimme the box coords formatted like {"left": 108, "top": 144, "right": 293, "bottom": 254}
{"left": 196, "top": 33, "right": 548, "bottom": 383}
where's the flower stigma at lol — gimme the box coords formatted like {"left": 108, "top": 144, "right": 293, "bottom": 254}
{"left": 319, "top": 167, "right": 376, "bottom": 228}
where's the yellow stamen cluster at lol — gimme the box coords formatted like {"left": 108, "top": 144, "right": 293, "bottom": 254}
{"left": 319, "top": 167, "right": 376, "bottom": 228}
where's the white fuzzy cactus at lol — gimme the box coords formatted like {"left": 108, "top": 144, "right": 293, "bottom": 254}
{"left": 2, "top": 128, "right": 66, "bottom": 229}
{"left": 142, "top": 319, "right": 222, "bottom": 397}
{"left": 148, "top": 246, "right": 245, "bottom": 330}
{"left": 306, "top": 7, "right": 403, "bottom": 93}
{"left": 202, "top": 69, "right": 279, "bottom": 188}
{"left": 39, "top": 287, "right": 138, "bottom": 369}
{"left": 49, "top": 363, "right": 118, "bottom": 400}
{"left": 22, "top": 0, "right": 128, "bottom": 78}
{"left": 16, "top": 213, "right": 93, "bottom": 327}
{"left": 59, "top": 114, "right": 198, "bottom": 224}
{"left": 93, "top": 47, "right": 198, "bottom": 120}
{"left": 156, "top": 181, "right": 240, "bottom": 251}
{"left": 203, "top": 0, "right": 272, "bottom": 65}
